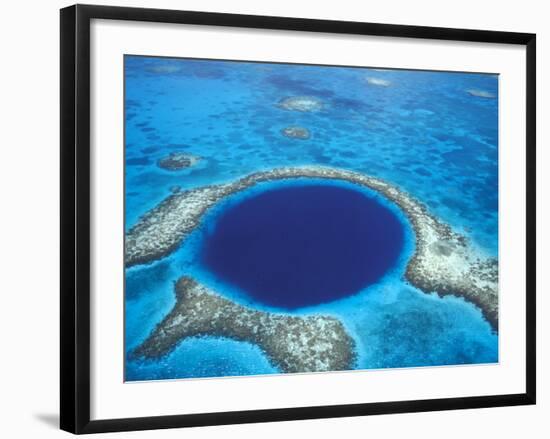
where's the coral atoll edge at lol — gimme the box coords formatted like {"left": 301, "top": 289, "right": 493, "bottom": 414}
{"left": 125, "top": 166, "right": 498, "bottom": 375}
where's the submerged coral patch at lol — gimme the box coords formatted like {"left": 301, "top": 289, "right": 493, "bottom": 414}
{"left": 281, "top": 126, "right": 311, "bottom": 139}
{"left": 277, "top": 96, "right": 325, "bottom": 112}
{"left": 266, "top": 74, "right": 335, "bottom": 98}
{"left": 466, "top": 89, "right": 496, "bottom": 99}
{"left": 146, "top": 64, "right": 182, "bottom": 75}
{"left": 366, "top": 77, "right": 391, "bottom": 87}
{"left": 132, "top": 277, "right": 356, "bottom": 373}
{"left": 157, "top": 152, "right": 201, "bottom": 171}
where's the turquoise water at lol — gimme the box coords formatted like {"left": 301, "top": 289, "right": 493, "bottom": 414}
{"left": 124, "top": 55, "right": 498, "bottom": 381}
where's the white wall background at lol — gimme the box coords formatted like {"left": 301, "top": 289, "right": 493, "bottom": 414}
{"left": 0, "top": 0, "right": 546, "bottom": 437}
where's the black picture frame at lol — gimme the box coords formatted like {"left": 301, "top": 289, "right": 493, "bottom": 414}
{"left": 60, "top": 4, "right": 536, "bottom": 434}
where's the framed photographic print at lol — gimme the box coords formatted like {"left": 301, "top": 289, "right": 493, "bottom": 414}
{"left": 60, "top": 4, "right": 536, "bottom": 434}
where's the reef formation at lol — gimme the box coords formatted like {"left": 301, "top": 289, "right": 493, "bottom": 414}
{"left": 125, "top": 166, "right": 498, "bottom": 330}
{"left": 466, "top": 89, "right": 496, "bottom": 99}
{"left": 366, "top": 77, "right": 391, "bottom": 87}
{"left": 132, "top": 276, "right": 356, "bottom": 373}
{"left": 277, "top": 96, "right": 324, "bottom": 112}
{"left": 157, "top": 152, "right": 201, "bottom": 171}
{"left": 146, "top": 65, "right": 181, "bottom": 75}
{"left": 281, "top": 126, "right": 311, "bottom": 140}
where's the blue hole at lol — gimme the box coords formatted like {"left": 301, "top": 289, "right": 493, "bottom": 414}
{"left": 200, "top": 184, "right": 405, "bottom": 308}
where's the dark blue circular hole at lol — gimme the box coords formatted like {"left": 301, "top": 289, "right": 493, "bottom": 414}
{"left": 200, "top": 184, "right": 405, "bottom": 308}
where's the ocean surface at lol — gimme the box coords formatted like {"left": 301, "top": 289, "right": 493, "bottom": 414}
{"left": 124, "top": 55, "right": 499, "bottom": 381}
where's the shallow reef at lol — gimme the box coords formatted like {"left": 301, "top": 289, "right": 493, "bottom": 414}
{"left": 277, "top": 96, "right": 324, "bottom": 112}
{"left": 281, "top": 126, "right": 311, "bottom": 140}
{"left": 146, "top": 65, "right": 181, "bottom": 75}
{"left": 132, "top": 276, "right": 356, "bottom": 373}
{"left": 157, "top": 152, "right": 201, "bottom": 171}
{"left": 125, "top": 166, "right": 498, "bottom": 330}
{"left": 466, "top": 89, "right": 496, "bottom": 99}
{"left": 366, "top": 77, "right": 391, "bottom": 87}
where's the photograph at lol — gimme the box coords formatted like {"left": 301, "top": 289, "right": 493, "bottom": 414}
{"left": 123, "top": 55, "right": 499, "bottom": 381}
{"left": 0, "top": 0, "right": 541, "bottom": 436}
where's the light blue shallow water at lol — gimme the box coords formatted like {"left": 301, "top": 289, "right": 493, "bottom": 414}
{"left": 124, "top": 56, "right": 498, "bottom": 381}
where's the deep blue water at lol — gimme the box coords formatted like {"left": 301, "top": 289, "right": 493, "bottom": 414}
{"left": 124, "top": 55, "right": 499, "bottom": 381}
{"left": 201, "top": 184, "right": 404, "bottom": 309}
